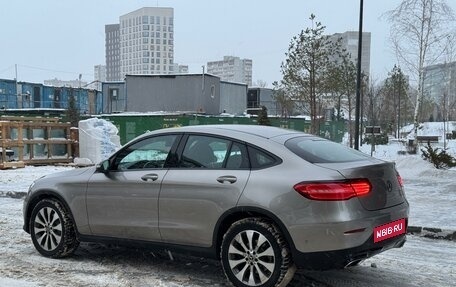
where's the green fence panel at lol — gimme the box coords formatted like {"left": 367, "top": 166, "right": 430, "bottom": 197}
{"left": 100, "top": 114, "right": 346, "bottom": 145}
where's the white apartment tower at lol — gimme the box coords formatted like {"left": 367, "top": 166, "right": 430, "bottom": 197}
{"left": 207, "top": 56, "right": 253, "bottom": 86}
{"left": 119, "top": 7, "right": 174, "bottom": 78}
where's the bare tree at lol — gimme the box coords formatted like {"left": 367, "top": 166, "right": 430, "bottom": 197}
{"left": 253, "top": 80, "right": 268, "bottom": 88}
{"left": 272, "top": 81, "right": 294, "bottom": 118}
{"left": 386, "top": 0, "right": 456, "bottom": 144}
{"left": 324, "top": 50, "right": 358, "bottom": 147}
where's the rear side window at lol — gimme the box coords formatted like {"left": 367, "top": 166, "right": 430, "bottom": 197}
{"left": 248, "top": 146, "right": 279, "bottom": 169}
{"left": 285, "top": 137, "right": 370, "bottom": 163}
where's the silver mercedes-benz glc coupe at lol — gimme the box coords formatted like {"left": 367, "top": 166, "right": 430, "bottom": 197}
{"left": 23, "top": 125, "right": 409, "bottom": 287}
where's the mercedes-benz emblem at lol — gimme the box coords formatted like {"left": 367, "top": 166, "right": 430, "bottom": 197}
{"left": 386, "top": 180, "right": 393, "bottom": 192}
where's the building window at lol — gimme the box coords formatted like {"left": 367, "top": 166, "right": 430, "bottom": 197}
{"left": 142, "top": 16, "right": 148, "bottom": 24}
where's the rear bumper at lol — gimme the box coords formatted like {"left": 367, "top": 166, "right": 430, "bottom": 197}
{"left": 292, "top": 233, "right": 406, "bottom": 270}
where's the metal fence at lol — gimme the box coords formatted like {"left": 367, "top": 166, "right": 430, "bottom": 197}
{"left": 99, "top": 114, "right": 346, "bottom": 145}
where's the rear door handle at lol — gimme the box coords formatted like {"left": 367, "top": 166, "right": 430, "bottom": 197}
{"left": 217, "top": 175, "right": 237, "bottom": 184}
{"left": 141, "top": 173, "right": 159, "bottom": 182}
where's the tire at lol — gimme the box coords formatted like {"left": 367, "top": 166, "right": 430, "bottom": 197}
{"left": 29, "top": 198, "right": 79, "bottom": 258}
{"left": 221, "top": 218, "right": 296, "bottom": 287}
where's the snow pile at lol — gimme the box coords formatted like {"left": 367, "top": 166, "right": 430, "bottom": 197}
{"left": 78, "top": 118, "right": 121, "bottom": 165}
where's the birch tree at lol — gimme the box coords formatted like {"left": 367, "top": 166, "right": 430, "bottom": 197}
{"left": 386, "top": 0, "right": 455, "bottom": 145}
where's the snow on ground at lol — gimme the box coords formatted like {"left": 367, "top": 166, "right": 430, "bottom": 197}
{"left": 359, "top": 137, "right": 456, "bottom": 230}
{"left": 0, "top": 121, "right": 455, "bottom": 286}
{"left": 0, "top": 197, "right": 455, "bottom": 286}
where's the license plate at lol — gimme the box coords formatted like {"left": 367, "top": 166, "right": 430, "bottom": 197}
{"left": 374, "top": 218, "right": 406, "bottom": 243}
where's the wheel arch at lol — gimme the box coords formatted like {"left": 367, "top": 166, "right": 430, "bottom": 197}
{"left": 212, "top": 206, "right": 296, "bottom": 260}
{"left": 24, "top": 190, "right": 77, "bottom": 234}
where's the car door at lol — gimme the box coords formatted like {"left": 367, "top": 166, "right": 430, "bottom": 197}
{"left": 86, "top": 134, "right": 180, "bottom": 241}
{"left": 159, "top": 134, "right": 251, "bottom": 247}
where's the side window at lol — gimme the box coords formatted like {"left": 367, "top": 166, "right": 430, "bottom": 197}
{"left": 248, "top": 146, "right": 278, "bottom": 169}
{"left": 180, "top": 135, "right": 230, "bottom": 169}
{"left": 114, "top": 135, "right": 177, "bottom": 170}
{"left": 225, "top": 142, "right": 250, "bottom": 169}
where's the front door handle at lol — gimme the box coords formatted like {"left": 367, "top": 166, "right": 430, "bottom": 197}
{"left": 217, "top": 175, "right": 237, "bottom": 184}
{"left": 141, "top": 173, "right": 159, "bottom": 182}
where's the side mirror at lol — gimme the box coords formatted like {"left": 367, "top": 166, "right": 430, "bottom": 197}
{"left": 96, "top": 160, "right": 110, "bottom": 173}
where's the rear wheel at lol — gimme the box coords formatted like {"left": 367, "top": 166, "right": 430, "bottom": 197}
{"left": 30, "top": 198, "right": 79, "bottom": 258}
{"left": 221, "top": 218, "right": 295, "bottom": 287}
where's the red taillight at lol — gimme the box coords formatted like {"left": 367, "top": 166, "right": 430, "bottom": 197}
{"left": 293, "top": 179, "right": 371, "bottom": 201}
{"left": 397, "top": 174, "right": 404, "bottom": 187}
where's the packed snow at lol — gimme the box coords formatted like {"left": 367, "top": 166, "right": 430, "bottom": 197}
{"left": 0, "top": 121, "right": 455, "bottom": 286}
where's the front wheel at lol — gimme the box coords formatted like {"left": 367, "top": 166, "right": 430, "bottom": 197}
{"left": 30, "top": 198, "right": 79, "bottom": 258}
{"left": 221, "top": 218, "right": 295, "bottom": 287}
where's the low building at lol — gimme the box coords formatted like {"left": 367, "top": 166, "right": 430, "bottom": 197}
{"left": 0, "top": 78, "right": 102, "bottom": 114}
{"left": 105, "top": 74, "right": 247, "bottom": 115}
{"left": 247, "top": 88, "right": 277, "bottom": 115}
{"left": 101, "top": 82, "right": 126, "bottom": 113}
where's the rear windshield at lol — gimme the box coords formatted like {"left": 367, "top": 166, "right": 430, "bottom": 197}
{"left": 285, "top": 137, "right": 370, "bottom": 163}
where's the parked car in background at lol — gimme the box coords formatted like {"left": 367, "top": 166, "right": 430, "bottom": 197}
{"left": 23, "top": 125, "right": 409, "bottom": 287}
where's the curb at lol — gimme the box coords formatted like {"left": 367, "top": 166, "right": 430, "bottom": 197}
{"left": 407, "top": 226, "right": 456, "bottom": 241}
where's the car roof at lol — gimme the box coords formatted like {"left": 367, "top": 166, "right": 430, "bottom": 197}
{"left": 154, "top": 124, "right": 305, "bottom": 139}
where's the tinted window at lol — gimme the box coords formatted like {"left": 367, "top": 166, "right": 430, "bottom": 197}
{"left": 248, "top": 146, "right": 278, "bottom": 169}
{"left": 225, "top": 142, "right": 249, "bottom": 169}
{"left": 114, "top": 135, "right": 177, "bottom": 170}
{"left": 285, "top": 137, "right": 370, "bottom": 163}
{"left": 180, "top": 135, "right": 230, "bottom": 169}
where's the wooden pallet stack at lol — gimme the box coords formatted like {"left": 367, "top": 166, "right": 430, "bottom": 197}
{"left": 0, "top": 116, "right": 74, "bottom": 169}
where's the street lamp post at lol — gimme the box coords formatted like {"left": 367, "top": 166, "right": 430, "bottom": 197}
{"left": 354, "top": 0, "right": 364, "bottom": 150}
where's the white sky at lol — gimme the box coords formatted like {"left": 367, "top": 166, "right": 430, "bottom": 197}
{"left": 0, "top": 0, "right": 455, "bottom": 87}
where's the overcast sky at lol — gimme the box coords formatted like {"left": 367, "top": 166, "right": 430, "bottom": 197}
{"left": 1, "top": 0, "right": 455, "bottom": 87}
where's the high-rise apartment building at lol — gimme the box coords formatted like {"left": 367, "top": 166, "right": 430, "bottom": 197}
{"left": 94, "top": 65, "right": 107, "bottom": 82}
{"left": 119, "top": 7, "right": 174, "bottom": 78}
{"left": 105, "top": 24, "right": 121, "bottom": 81}
{"left": 330, "top": 31, "right": 371, "bottom": 76}
{"left": 207, "top": 56, "right": 252, "bottom": 86}
{"left": 105, "top": 7, "right": 174, "bottom": 81}
{"left": 93, "top": 65, "right": 107, "bottom": 90}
